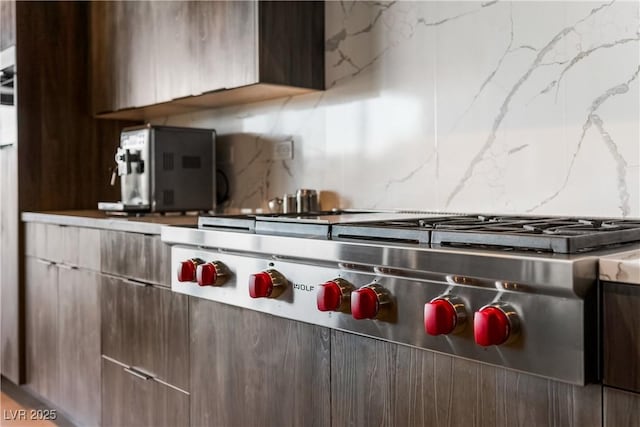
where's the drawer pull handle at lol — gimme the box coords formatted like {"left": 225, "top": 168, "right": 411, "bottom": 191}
{"left": 124, "top": 367, "right": 152, "bottom": 381}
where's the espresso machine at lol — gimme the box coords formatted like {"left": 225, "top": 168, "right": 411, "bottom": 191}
{"left": 98, "top": 124, "right": 216, "bottom": 213}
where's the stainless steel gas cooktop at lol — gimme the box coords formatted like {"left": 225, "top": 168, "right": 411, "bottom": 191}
{"left": 162, "top": 211, "right": 640, "bottom": 385}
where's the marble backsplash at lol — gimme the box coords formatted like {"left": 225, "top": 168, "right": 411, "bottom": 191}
{"left": 154, "top": 0, "right": 640, "bottom": 218}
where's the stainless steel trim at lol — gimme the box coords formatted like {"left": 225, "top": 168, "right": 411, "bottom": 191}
{"left": 161, "top": 226, "right": 603, "bottom": 297}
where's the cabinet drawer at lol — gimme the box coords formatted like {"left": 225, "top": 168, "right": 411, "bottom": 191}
{"left": 25, "top": 223, "right": 63, "bottom": 262}
{"left": 101, "top": 275, "right": 189, "bottom": 390}
{"left": 603, "top": 282, "right": 640, "bottom": 393}
{"left": 101, "top": 230, "right": 171, "bottom": 286}
{"left": 61, "top": 226, "right": 101, "bottom": 270}
{"left": 102, "top": 358, "right": 189, "bottom": 427}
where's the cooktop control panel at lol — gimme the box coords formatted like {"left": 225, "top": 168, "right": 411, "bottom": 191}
{"left": 171, "top": 245, "right": 589, "bottom": 385}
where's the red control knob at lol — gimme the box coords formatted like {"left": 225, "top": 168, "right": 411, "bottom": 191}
{"left": 196, "top": 261, "right": 226, "bottom": 287}
{"left": 177, "top": 259, "right": 200, "bottom": 282}
{"left": 317, "top": 279, "right": 353, "bottom": 312}
{"left": 351, "top": 284, "right": 390, "bottom": 320}
{"left": 424, "top": 298, "right": 457, "bottom": 335}
{"left": 474, "top": 304, "right": 518, "bottom": 346}
{"left": 249, "top": 269, "right": 286, "bottom": 299}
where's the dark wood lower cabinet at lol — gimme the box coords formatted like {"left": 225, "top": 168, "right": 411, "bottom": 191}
{"left": 101, "top": 230, "right": 171, "bottom": 287}
{"left": 102, "top": 358, "right": 189, "bottom": 427}
{"left": 24, "top": 257, "right": 59, "bottom": 403}
{"left": 603, "top": 282, "right": 640, "bottom": 393}
{"left": 604, "top": 387, "right": 640, "bottom": 427}
{"left": 331, "top": 331, "right": 602, "bottom": 427}
{"left": 189, "top": 299, "right": 331, "bottom": 427}
{"left": 101, "top": 274, "right": 189, "bottom": 391}
{"left": 58, "top": 266, "right": 101, "bottom": 426}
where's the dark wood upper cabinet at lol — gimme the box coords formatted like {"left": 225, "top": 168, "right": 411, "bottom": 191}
{"left": 90, "top": 1, "right": 324, "bottom": 120}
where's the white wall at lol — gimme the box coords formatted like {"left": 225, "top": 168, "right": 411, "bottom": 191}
{"left": 156, "top": 1, "right": 640, "bottom": 218}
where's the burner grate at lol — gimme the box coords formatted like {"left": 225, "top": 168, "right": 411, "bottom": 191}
{"left": 430, "top": 217, "right": 640, "bottom": 253}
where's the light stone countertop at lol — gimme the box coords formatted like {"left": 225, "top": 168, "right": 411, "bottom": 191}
{"left": 599, "top": 247, "right": 640, "bottom": 285}
{"left": 21, "top": 210, "right": 199, "bottom": 235}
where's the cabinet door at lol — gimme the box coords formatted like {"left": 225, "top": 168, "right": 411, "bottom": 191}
{"left": 25, "top": 257, "right": 59, "bottom": 402}
{"left": 188, "top": 1, "right": 258, "bottom": 97}
{"left": 90, "top": 1, "right": 258, "bottom": 114}
{"left": 101, "top": 275, "right": 189, "bottom": 390}
{"left": 102, "top": 357, "right": 189, "bottom": 427}
{"left": 58, "top": 266, "right": 101, "bottom": 426}
{"left": 0, "top": 144, "right": 19, "bottom": 383}
{"left": 90, "top": 1, "right": 157, "bottom": 112}
{"left": 331, "top": 331, "right": 601, "bottom": 427}
{"left": 604, "top": 387, "right": 640, "bottom": 427}
{"left": 190, "top": 299, "right": 331, "bottom": 427}
{"left": 603, "top": 282, "right": 640, "bottom": 393}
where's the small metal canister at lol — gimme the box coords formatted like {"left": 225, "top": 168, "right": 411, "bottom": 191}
{"left": 296, "top": 189, "right": 319, "bottom": 213}
{"left": 282, "top": 194, "right": 297, "bottom": 214}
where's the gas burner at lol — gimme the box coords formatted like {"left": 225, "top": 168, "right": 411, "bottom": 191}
{"left": 198, "top": 211, "right": 431, "bottom": 239}
{"left": 430, "top": 216, "right": 640, "bottom": 253}
{"left": 198, "top": 212, "right": 640, "bottom": 253}
{"left": 331, "top": 214, "right": 640, "bottom": 253}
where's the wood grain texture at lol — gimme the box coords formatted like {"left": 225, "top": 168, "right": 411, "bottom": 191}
{"left": 61, "top": 226, "right": 101, "bottom": 271}
{"left": 94, "top": 83, "right": 315, "bottom": 121}
{"left": 24, "top": 257, "right": 58, "bottom": 403}
{"left": 90, "top": 1, "right": 323, "bottom": 119}
{"left": 91, "top": 0, "right": 257, "bottom": 113}
{"left": 190, "top": 299, "right": 331, "bottom": 427}
{"left": 604, "top": 387, "right": 640, "bottom": 427}
{"left": 16, "top": 1, "right": 139, "bottom": 211}
{"left": 603, "top": 282, "right": 640, "bottom": 393}
{"left": 90, "top": 1, "right": 156, "bottom": 112}
{"left": 102, "top": 358, "right": 189, "bottom": 427}
{"left": 331, "top": 331, "right": 602, "bottom": 427}
{"left": 101, "top": 275, "right": 136, "bottom": 373}
{"left": 100, "top": 230, "right": 172, "bottom": 287}
{"left": 0, "top": 144, "right": 20, "bottom": 383}
{"left": 259, "top": 1, "right": 325, "bottom": 89}
{"left": 24, "top": 222, "right": 45, "bottom": 260}
{"left": 57, "top": 266, "right": 101, "bottom": 426}
{"left": 190, "top": 0, "right": 258, "bottom": 96}
{"left": 101, "top": 275, "right": 189, "bottom": 391}
{"left": 0, "top": 0, "right": 15, "bottom": 49}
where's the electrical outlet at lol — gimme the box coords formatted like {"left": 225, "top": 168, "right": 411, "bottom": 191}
{"left": 272, "top": 140, "right": 294, "bottom": 160}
